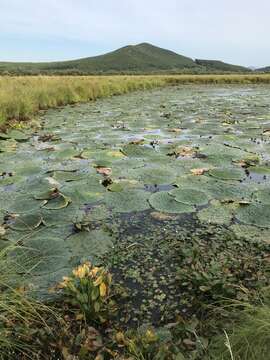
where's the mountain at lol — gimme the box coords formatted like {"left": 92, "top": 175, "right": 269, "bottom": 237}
{"left": 0, "top": 43, "right": 252, "bottom": 75}
{"left": 195, "top": 59, "right": 250, "bottom": 72}
{"left": 257, "top": 66, "right": 270, "bottom": 72}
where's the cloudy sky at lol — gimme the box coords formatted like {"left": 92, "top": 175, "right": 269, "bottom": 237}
{"left": 0, "top": 0, "right": 269, "bottom": 67}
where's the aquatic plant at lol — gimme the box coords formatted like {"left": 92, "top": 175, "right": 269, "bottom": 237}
{"left": 59, "top": 261, "right": 113, "bottom": 322}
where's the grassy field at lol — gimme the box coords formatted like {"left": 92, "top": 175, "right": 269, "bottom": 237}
{"left": 1, "top": 74, "right": 270, "bottom": 128}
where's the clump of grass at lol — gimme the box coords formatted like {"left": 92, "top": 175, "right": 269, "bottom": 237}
{"left": 208, "top": 287, "right": 270, "bottom": 360}
{"left": 0, "top": 245, "right": 57, "bottom": 358}
{"left": 1, "top": 74, "right": 270, "bottom": 128}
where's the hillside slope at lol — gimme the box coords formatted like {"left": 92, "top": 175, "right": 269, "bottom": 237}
{"left": 0, "top": 43, "right": 253, "bottom": 75}
{"left": 195, "top": 59, "right": 250, "bottom": 72}
{"left": 0, "top": 43, "right": 197, "bottom": 75}
{"left": 257, "top": 66, "right": 270, "bottom": 72}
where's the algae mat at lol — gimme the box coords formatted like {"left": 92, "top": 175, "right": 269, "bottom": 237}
{"left": 0, "top": 85, "right": 270, "bottom": 297}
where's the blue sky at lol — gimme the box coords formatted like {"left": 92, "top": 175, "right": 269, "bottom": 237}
{"left": 0, "top": 0, "right": 269, "bottom": 67}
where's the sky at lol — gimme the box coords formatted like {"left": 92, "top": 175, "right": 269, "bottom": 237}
{"left": 0, "top": 0, "right": 269, "bottom": 67}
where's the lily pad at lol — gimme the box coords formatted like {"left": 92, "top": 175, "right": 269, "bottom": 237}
{"left": 43, "top": 193, "right": 71, "bottom": 210}
{"left": 9, "top": 214, "right": 43, "bottom": 232}
{"left": 66, "top": 229, "right": 114, "bottom": 263}
{"left": 170, "top": 188, "right": 209, "bottom": 206}
{"left": 149, "top": 191, "right": 195, "bottom": 214}
{"left": 209, "top": 167, "right": 245, "bottom": 181}
{"left": 105, "top": 190, "right": 150, "bottom": 213}
{"left": 7, "top": 195, "right": 45, "bottom": 214}
{"left": 197, "top": 201, "right": 234, "bottom": 225}
{"left": 8, "top": 237, "right": 71, "bottom": 275}
{"left": 235, "top": 203, "right": 270, "bottom": 228}
{"left": 121, "top": 144, "right": 155, "bottom": 158}
{"left": 253, "top": 189, "right": 270, "bottom": 205}
{"left": 6, "top": 130, "right": 30, "bottom": 142}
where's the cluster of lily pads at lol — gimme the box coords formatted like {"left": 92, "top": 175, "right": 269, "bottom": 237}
{"left": 0, "top": 85, "right": 270, "bottom": 295}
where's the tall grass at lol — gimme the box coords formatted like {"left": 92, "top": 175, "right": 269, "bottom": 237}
{"left": 0, "top": 244, "right": 56, "bottom": 359}
{"left": 208, "top": 288, "right": 270, "bottom": 360}
{"left": 1, "top": 74, "right": 270, "bottom": 128}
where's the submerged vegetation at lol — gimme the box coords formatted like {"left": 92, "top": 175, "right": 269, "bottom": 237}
{"left": 0, "top": 83, "right": 270, "bottom": 358}
{"left": 1, "top": 74, "right": 270, "bottom": 128}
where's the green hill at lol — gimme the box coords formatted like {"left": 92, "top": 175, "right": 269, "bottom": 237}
{"left": 0, "top": 43, "right": 252, "bottom": 75}
{"left": 257, "top": 66, "right": 270, "bottom": 72}
{"left": 195, "top": 59, "right": 250, "bottom": 73}
{"left": 0, "top": 43, "right": 197, "bottom": 75}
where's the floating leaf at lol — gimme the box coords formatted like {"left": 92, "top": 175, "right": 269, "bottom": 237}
{"left": 197, "top": 201, "right": 234, "bottom": 225}
{"left": 66, "top": 229, "right": 113, "bottom": 262}
{"left": 253, "top": 189, "right": 270, "bottom": 205}
{"left": 105, "top": 190, "right": 150, "bottom": 213}
{"left": 121, "top": 144, "right": 155, "bottom": 158}
{"left": 170, "top": 188, "right": 209, "bottom": 206}
{"left": 43, "top": 193, "right": 71, "bottom": 210}
{"left": 235, "top": 203, "right": 270, "bottom": 228}
{"left": 209, "top": 167, "right": 245, "bottom": 181}
{"left": 10, "top": 214, "right": 43, "bottom": 232}
{"left": 8, "top": 237, "right": 71, "bottom": 275}
{"left": 149, "top": 191, "right": 195, "bottom": 214}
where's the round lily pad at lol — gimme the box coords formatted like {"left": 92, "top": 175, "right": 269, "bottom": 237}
{"left": 121, "top": 144, "right": 155, "bottom": 158}
{"left": 7, "top": 195, "right": 45, "bottom": 214}
{"left": 149, "top": 191, "right": 195, "bottom": 214}
{"left": 6, "top": 130, "right": 30, "bottom": 142}
{"left": 209, "top": 167, "right": 245, "bottom": 181}
{"left": 43, "top": 193, "right": 71, "bottom": 210}
{"left": 105, "top": 190, "right": 150, "bottom": 213}
{"left": 66, "top": 229, "right": 114, "bottom": 263}
{"left": 9, "top": 214, "right": 43, "bottom": 232}
{"left": 170, "top": 188, "right": 209, "bottom": 206}
{"left": 253, "top": 189, "right": 270, "bottom": 205}
{"left": 8, "top": 237, "right": 71, "bottom": 275}
{"left": 131, "top": 166, "right": 177, "bottom": 185}
{"left": 235, "top": 203, "right": 270, "bottom": 228}
{"left": 197, "top": 201, "right": 234, "bottom": 225}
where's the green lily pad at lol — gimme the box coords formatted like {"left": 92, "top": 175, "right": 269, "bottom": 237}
{"left": 105, "top": 190, "right": 150, "bottom": 213}
{"left": 253, "top": 189, "right": 270, "bottom": 205}
{"left": 230, "top": 224, "right": 270, "bottom": 244}
{"left": 197, "top": 201, "right": 234, "bottom": 225}
{"left": 149, "top": 191, "right": 195, "bottom": 214}
{"left": 6, "top": 130, "right": 30, "bottom": 142}
{"left": 170, "top": 188, "right": 209, "bottom": 206}
{"left": 8, "top": 237, "right": 71, "bottom": 275}
{"left": 7, "top": 195, "right": 45, "bottom": 214}
{"left": 66, "top": 229, "right": 114, "bottom": 263}
{"left": 43, "top": 193, "right": 71, "bottom": 210}
{"left": 121, "top": 144, "right": 155, "bottom": 158}
{"left": 235, "top": 203, "right": 270, "bottom": 228}
{"left": 209, "top": 167, "right": 245, "bottom": 181}
{"left": 9, "top": 214, "right": 43, "bottom": 232}
{"left": 131, "top": 166, "right": 177, "bottom": 185}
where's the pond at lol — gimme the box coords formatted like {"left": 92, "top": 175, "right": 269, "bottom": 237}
{"left": 0, "top": 85, "right": 270, "bottom": 325}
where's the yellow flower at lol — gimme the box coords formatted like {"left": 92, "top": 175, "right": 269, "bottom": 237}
{"left": 59, "top": 276, "right": 70, "bottom": 288}
{"left": 145, "top": 329, "right": 157, "bottom": 342}
{"left": 73, "top": 263, "right": 89, "bottom": 279}
{"left": 90, "top": 266, "right": 100, "bottom": 278}
{"left": 99, "top": 282, "right": 107, "bottom": 297}
{"left": 93, "top": 275, "right": 103, "bottom": 286}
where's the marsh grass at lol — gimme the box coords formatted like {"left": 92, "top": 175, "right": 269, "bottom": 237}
{"left": 1, "top": 74, "right": 270, "bottom": 128}
{"left": 208, "top": 288, "right": 270, "bottom": 360}
{"left": 0, "top": 244, "right": 57, "bottom": 359}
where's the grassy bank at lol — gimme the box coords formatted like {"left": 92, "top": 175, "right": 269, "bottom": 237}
{"left": 1, "top": 74, "right": 270, "bottom": 128}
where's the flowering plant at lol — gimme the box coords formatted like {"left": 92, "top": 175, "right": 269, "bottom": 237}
{"left": 59, "top": 261, "right": 112, "bottom": 322}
